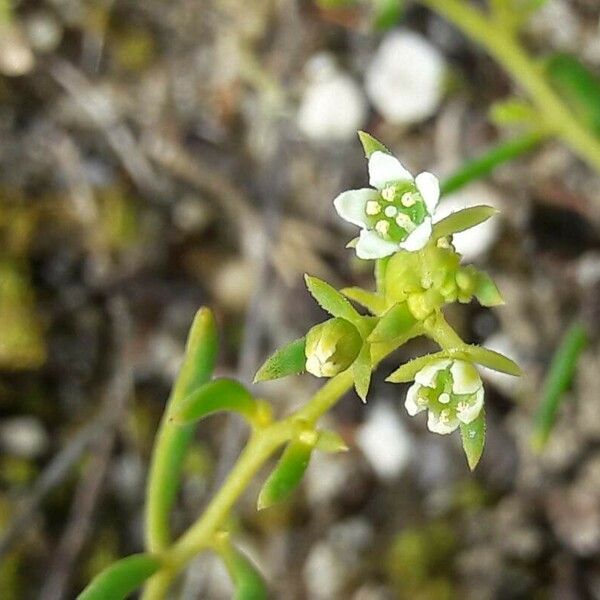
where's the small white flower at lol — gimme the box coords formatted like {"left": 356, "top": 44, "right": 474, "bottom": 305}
{"left": 334, "top": 151, "right": 440, "bottom": 259}
{"left": 404, "top": 359, "right": 484, "bottom": 435}
{"left": 365, "top": 31, "right": 445, "bottom": 125}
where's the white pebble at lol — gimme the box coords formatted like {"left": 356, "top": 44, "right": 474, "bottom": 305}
{"left": 0, "top": 417, "right": 48, "bottom": 458}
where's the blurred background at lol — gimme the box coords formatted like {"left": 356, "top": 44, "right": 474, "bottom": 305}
{"left": 1, "top": 0, "right": 600, "bottom": 598}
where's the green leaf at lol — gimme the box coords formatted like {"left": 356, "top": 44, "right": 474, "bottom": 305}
{"left": 460, "top": 410, "right": 486, "bottom": 471}
{"left": 368, "top": 302, "right": 416, "bottom": 343}
{"left": 174, "top": 378, "right": 257, "bottom": 424}
{"left": 258, "top": 438, "right": 315, "bottom": 510}
{"left": 386, "top": 350, "right": 450, "bottom": 383}
{"left": 547, "top": 53, "right": 600, "bottom": 135}
{"left": 373, "top": 0, "right": 403, "bottom": 30}
{"left": 532, "top": 321, "right": 588, "bottom": 451}
{"left": 353, "top": 343, "right": 372, "bottom": 402}
{"left": 431, "top": 206, "right": 498, "bottom": 240}
{"left": 217, "top": 540, "right": 268, "bottom": 600}
{"left": 461, "top": 345, "right": 522, "bottom": 377}
{"left": 305, "top": 275, "right": 360, "bottom": 324}
{"left": 489, "top": 98, "right": 537, "bottom": 126}
{"left": 254, "top": 337, "right": 306, "bottom": 383}
{"left": 341, "top": 287, "right": 386, "bottom": 315}
{"left": 315, "top": 429, "right": 349, "bottom": 453}
{"left": 358, "top": 130, "right": 391, "bottom": 158}
{"left": 77, "top": 554, "right": 161, "bottom": 600}
{"left": 474, "top": 271, "right": 504, "bottom": 307}
{"left": 146, "top": 308, "right": 218, "bottom": 551}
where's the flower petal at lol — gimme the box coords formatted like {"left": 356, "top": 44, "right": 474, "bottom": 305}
{"left": 451, "top": 360, "right": 482, "bottom": 395}
{"left": 414, "top": 359, "right": 451, "bottom": 387}
{"left": 399, "top": 217, "right": 432, "bottom": 251}
{"left": 334, "top": 188, "right": 378, "bottom": 228}
{"left": 405, "top": 383, "right": 427, "bottom": 416}
{"left": 355, "top": 229, "right": 399, "bottom": 260}
{"left": 368, "top": 151, "right": 413, "bottom": 189}
{"left": 427, "top": 410, "right": 459, "bottom": 435}
{"left": 456, "top": 387, "right": 484, "bottom": 424}
{"left": 415, "top": 172, "right": 440, "bottom": 215}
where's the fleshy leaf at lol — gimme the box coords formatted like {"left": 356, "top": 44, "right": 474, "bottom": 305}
{"left": 77, "top": 554, "right": 161, "bottom": 600}
{"left": 217, "top": 539, "right": 268, "bottom": 600}
{"left": 257, "top": 437, "right": 315, "bottom": 510}
{"left": 460, "top": 409, "right": 486, "bottom": 471}
{"left": 431, "top": 206, "right": 498, "bottom": 240}
{"left": 305, "top": 275, "right": 361, "bottom": 325}
{"left": 254, "top": 337, "right": 306, "bottom": 382}
{"left": 174, "top": 378, "right": 257, "bottom": 424}
{"left": 341, "top": 287, "right": 386, "bottom": 315}
{"left": 368, "top": 302, "right": 417, "bottom": 343}
{"left": 474, "top": 271, "right": 504, "bottom": 307}
{"left": 358, "top": 130, "right": 391, "bottom": 158}
{"left": 353, "top": 343, "right": 372, "bottom": 402}
{"left": 315, "top": 430, "right": 349, "bottom": 453}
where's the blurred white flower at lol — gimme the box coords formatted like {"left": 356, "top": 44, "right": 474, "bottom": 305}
{"left": 365, "top": 31, "right": 445, "bottom": 125}
{"left": 297, "top": 53, "right": 367, "bottom": 142}
{"left": 405, "top": 359, "right": 484, "bottom": 434}
{"left": 334, "top": 150, "right": 440, "bottom": 259}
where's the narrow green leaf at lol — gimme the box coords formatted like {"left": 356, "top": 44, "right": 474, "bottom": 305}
{"left": 174, "top": 378, "right": 256, "bottom": 424}
{"left": 305, "top": 275, "right": 360, "bottom": 324}
{"left": 145, "top": 308, "right": 218, "bottom": 551}
{"left": 474, "top": 271, "right": 504, "bottom": 307}
{"left": 532, "top": 321, "right": 588, "bottom": 450}
{"left": 489, "top": 98, "right": 538, "bottom": 126}
{"left": 461, "top": 344, "right": 522, "bottom": 377}
{"left": 431, "top": 206, "right": 498, "bottom": 240}
{"left": 368, "top": 302, "right": 416, "bottom": 343}
{"left": 460, "top": 410, "right": 486, "bottom": 471}
{"left": 353, "top": 343, "right": 372, "bottom": 402}
{"left": 386, "top": 350, "right": 450, "bottom": 383}
{"left": 341, "top": 287, "right": 386, "bottom": 315}
{"left": 258, "top": 439, "right": 314, "bottom": 510}
{"left": 218, "top": 541, "right": 268, "bottom": 600}
{"left": 358, "top": 130, "right": 391, "bottom": 158}
{"left": 77, "top": 554, "right": 161, "bottom": 600}
{"left": 315, "top": 429, "right": 349, "bottom": 453}
{"left": 254, "top": 337, "right": 306, "bottom": 383}
{"left": 373, "top": 0, "right": 403, "bottom": 30}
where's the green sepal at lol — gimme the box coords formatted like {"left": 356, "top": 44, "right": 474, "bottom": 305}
{"left": 173, "top": 378, "right": 257, "bottom": 425}
{"left": 77, "top": 554, "right": 161, "bottom": 600}
{"left": 358, "top": 130, "right": 391, "bottom": 158}
{"left": 216, "top": 537, "right": 268, "bottom": 600}
{"left": 386, "top": 345, "right": 521, "bottom": 382}
{"left": 431, "top": 206, "right": 498, "bottom": 241}
{"left": 460, "top": 409, "right": 486, "bottom": 471}
{"left": 368, "top": 302, "right": 417, "bottom": 343}
{"left": 315, "top": 429, "right": 349, "bottom": 453}
{"left": 254, "top": 337, "right": 306, "bottom": 382}
{"left": 473, "top": 270, "right": 504, "bottom": 306}
{"left": 305, "top": 274, "right": 361, "bottom": 325}
{"left": 353, "top": 343, "right": 372, "bottom": 402}
{"left": 341, "top": 287, "right": 386, "bottom": 315}
{"left": 257, "top": 436, "right": 315, "bottom": 510}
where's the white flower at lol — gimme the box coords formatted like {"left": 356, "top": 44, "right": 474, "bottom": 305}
{"left": 404, "top": 359, "right": 484, "bottom": 435}
{"left": 365, "top": 31, "right": 445, "bottom": 125}
{"left": 334, "top": 151, "right": 440, "bottom": 259}
{"left": 298, "top": 53, "right": 367, "bottom": 142}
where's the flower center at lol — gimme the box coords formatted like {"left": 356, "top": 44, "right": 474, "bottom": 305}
{"left": 367, "top": 181, "right": 427, "bottom": 243}
{"left": 417, "top": 367, "right": 477, "bottom": 418}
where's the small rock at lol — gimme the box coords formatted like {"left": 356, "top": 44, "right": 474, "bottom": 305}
{"left": 365, "top": 31, "right": 445, "bottom": 125}
{"left": 0, "top": 24, "right": 35, "bottom": 77}
{"left": 304, "top": 541, "right": 347, "bottom": 600}
{"left": 0, "top": 417, "right": 48, "bottom": 458}
{"left": 480, "top": 333, "right": 522, "bottom": 396}
{"left": 25, "top": 11, "right": 62, "bottom": 53}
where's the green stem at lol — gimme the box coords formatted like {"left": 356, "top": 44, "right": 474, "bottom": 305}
{"left": 421, "top": 0, "right": 600, "bottom": 173}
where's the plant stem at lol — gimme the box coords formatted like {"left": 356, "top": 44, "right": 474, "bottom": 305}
{"left": 421, "top": 0, "right": 600, "bottom": 174}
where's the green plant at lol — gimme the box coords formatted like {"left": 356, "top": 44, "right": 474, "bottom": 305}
{"left": 78, "top": 131, "right": 520, "bottom": 599}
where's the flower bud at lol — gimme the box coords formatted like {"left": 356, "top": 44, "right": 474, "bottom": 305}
{"left": 305, "top": 318, "right": 362, "bottom": 378}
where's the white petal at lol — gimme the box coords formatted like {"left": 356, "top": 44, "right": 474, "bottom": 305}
{"left": 414, "top": 359, "right": 450, "bottom": 387}
{"left": 427, "top": 411, "right": 459, "bottom": 435}
{"left": 456, "top": 387, "right": 484, "bottom": 424}
{"left": 334, "top": 189, "right": 377, "bottom": 227}
{"left": 415, "top": 172, "right": 440, "bottom": 215}
{"left": 399, "top": 218, "right": 432, "bottom": 251}
{"left": 404, "top": 383, "right": 426, "bottom": 416}
{"left": 355, "top": 229, "right": 399, "bottom": 260}
{"left": 450, "top": 361, "right": 482, "bottom": 395}
{"left": 368, "top": 151, "right": 413, "bottom": 189}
